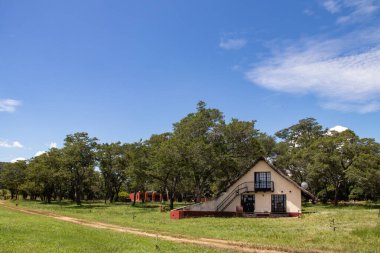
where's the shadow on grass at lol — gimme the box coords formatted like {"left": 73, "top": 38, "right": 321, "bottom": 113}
{"left": 303, "top": 202, "right": 380, "bottom": 210}
{"left": 22, "top": 200, "right": 112, "bottom": 210}
{"left": 324, "top": 203, "right": 380, "bottom": 209}
{"left": 129, "top": 204, "right": 161, "bottom": 209}
{"left": 12, "top": 199, "right": 191, "bottom": 212}
{"left": 66, "top": 204, "right": 110, "bottom": 209}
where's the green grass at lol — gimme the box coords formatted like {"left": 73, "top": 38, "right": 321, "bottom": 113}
{"left": 6, "top": 200, "right": 380, "bottom": 253}
{"left": 0, "top": 206, "right": 226, "bottom": 253}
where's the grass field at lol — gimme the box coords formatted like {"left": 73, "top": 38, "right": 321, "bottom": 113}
{"left": 0, "top": 206, "right": 226, "bottom": 253}
{"left": 2, "top": 200, "right": 380, "bottom": 253}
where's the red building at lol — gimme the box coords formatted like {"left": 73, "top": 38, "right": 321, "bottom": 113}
{"left": 129, "top": 191, "right": 167, "bottom": 202}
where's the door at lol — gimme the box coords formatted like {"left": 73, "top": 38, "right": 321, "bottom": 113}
{"left": 241, "top": 194, "right": 255, "bottom": 213}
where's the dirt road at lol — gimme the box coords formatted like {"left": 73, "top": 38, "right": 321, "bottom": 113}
{"left": 0, "top": 201, "right": 325, "bottom": 253}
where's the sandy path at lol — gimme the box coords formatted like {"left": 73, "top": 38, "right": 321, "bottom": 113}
{"left": 0, "top": 201, "right": 326, "bottom": 253}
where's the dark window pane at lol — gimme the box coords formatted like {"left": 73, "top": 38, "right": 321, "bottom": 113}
{"left": 271, "top": 194, "right": 286, "bottom": 213}
{"left": 254, "top": 172, "right": 272, "bottom": 191}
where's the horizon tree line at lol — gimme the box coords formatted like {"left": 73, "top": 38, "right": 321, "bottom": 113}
{"left": 0, "top": 102, "right": 379, "bottom": 208}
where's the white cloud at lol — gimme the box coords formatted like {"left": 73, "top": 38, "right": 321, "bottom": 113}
{"left": 0, "top": 99, "right": 22, "bottom": 113}
{"left": 10, "top": 157, "right": 26, "bottom": 163}
{"left": 0, "top": 140, "right": 24, "bottom": 148}
{"left": 246, "top": 28, "right": 380, "bottom": 113}
{"left": 329, "top": 125, "right": 349, "bottom": 133}
{"left": 327, "top": 125, "right": 349, "bottom": 135}
{"left": 49, "top": 142, "right": 57, "bottom": 149}
{"left": 219, "top": 38, "right": 247, "bottom": 50}
{"left": 34, "top": 151, "right": 46, "bottom": 157}
{"left": 321, "top": 0, "right": 379, "bottom": 24}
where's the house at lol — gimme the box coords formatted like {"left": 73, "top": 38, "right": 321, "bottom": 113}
{"left": 170, "top": 157, "right": 315, "bottom": 219}
{"left": 129, "top": 191, "right": 167, "bottom": 202}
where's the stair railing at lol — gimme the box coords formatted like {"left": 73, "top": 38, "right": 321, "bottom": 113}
{"left": 216, "top": 181, "right": 253, "bottom": 212}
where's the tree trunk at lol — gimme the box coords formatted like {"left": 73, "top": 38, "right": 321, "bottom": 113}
{"left": 169, "top": 195, "right": 175, "bottom": 210}
{"left": 132, "top": 190, "right": 137, "bottom": 206}
{"left": 334, "top": 187, "right": 339, "bottom": 206}
{"left": 75, "top": 187, "right": 81, "bottom": 205}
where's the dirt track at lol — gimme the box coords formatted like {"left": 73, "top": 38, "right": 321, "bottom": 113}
{"left": 0, "top": 201, "right": 327, "bottom": 253}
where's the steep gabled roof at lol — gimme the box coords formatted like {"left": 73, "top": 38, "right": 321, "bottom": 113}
{"left": 218, "top": 156, "right": 315, "bottom": 199}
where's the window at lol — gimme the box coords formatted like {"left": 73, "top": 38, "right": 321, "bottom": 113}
{"left": 254, "top": 172, "right": 272, "bottom": 191}
{"left": 271, "top": 194, "right": 286, "bottom": 213}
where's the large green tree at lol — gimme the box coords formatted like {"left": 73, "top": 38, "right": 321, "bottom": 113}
{"left": 147, "top": 133, "right": 184, "bottom": 209}
{"left": 212, "top": 118, "right": 264, "bottom": 192}
{"left": 0, "top": 160, "right": 27, "bottom": 199}
{"left": 274, "top": 118, "right": 326, "bottom": 184}
{"left": 127, "top": 141, "right": 150, "bottom": 206}
{"left": 347, "top": 138, "right": 380, "bottom": 200}
{"left": 63, "top": 132, "right": 98, "bottom": 205}
{"left": 172, "top": 101, "right": 224, "bottom": 202}
{"left": 97, "top": 142, "right": 129, "bottom": 203}
{"left": 307, "top": 130, "right": 359, "bottom": 205}
{"left": 23, "top": 148, "right": 68, "bottom": 202}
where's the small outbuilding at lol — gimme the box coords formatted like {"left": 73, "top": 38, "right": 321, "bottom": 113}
{"left": 170, "top": 157, "right": 315, "bottom": 219}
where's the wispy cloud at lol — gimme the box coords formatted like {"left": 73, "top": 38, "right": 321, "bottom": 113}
{"left": 323, "top": 0, "right": 342, "bottom": 13}
{"left": 303, "top": 9, "right": 315, "bottom": 16}
{"left": 219, "top": 38, "right": 247, "bottom": 50}
{"left": 321, "top": 0, "right": 379, "bottom": 24}
{"left": 0, "top": 99, "right": 22, "bottom": 113}
{"left": 0, "top": 140, "right": 24, "bottom": 148}
{"left": 246, "top": 27, "right": 380, "bottom": 113}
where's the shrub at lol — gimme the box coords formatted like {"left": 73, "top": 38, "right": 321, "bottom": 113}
{"left": 118, "top": 191, "right": 130, "bottom": 202}
{"left": 349, "top": 187, "right": 364, "bottom": 201}
{"left": 0, "top": 189, "right": 10, "bottom": 200}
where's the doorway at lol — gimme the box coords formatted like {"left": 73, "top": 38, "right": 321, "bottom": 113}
{"left": 241, "top": 194, "right": 255, "bottom": 213}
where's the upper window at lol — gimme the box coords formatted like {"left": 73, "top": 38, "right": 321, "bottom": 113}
{"left": 255, "top": 172, "right": 271, "bottom": 182}
{"left": 254, "top": 172, "right": 273, "bottom": 191}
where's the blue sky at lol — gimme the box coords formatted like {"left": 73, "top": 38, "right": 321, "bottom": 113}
{"left": 1, "top": 0, "right": 379, "bottom": 162}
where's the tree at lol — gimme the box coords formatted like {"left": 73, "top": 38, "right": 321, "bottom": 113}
{"left": 172, "top": 101, "right": 224, "bottom": 202}
{"left": 212, "top": 119, "right": 264, "bottom": 192}
{"left": 48, "top": 147, "right": 71, "bottom": 202}
{"left": 22, "top": 148, "right": 68, "bottom": 202}
{"left": 24, "top": 154, "right": 52, "bottom": 202}
{"left": 347, "top": 138, "right": 380, "bottom": 200}
{"left": 127, "top": 141, "right": 150, "bottom": 206}
{"left": 0, "top": 160, "right": 27, "bottom": 199}
{"left": 97, "top": 142, "right": 129, "bottom": 203}
{"left": 274, "top": 118, "right": 326, "bottom": 184}
{"left": 307, "top": 130, "right": 359, "bottom": 205}
{"left": 147, "top": 133, "right": 184, "bottom": 210}
{"left": 256, "top": 133, "right": 276, "bottom": 158}
{"left": 63, "top": 132, "right": 98, "bottom": 205}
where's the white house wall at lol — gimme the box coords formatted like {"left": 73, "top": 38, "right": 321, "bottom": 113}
{"left": 185, "top": 160, "right": 302, "bottom": 214}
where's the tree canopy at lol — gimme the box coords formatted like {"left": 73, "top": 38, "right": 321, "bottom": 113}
{"left": 1, "top": 102, "right": 378, "bottom": 206}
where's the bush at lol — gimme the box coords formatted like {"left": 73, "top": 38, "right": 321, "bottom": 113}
{"left": 349, "top": 187, "right": 364, "bottom": 201}
{"left": 317, "top": 189, "right": 335, "bottom": 204}
{"left": 0, "top": 189, "right": 10, "bottom": 200}
{"left": 118, "top": 191, "right": 130, "bottom": 202}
